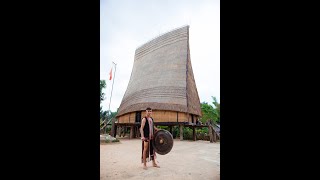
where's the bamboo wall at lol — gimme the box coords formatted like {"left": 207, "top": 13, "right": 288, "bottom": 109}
{"left": 118, "top": 112, "right": 135, "bottom": 123}
{"left": 117, "top": 110, "right": 198, "bottom": 124}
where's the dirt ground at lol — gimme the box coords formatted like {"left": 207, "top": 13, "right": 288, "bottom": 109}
{"left": 100, "top": 138, "right": 220, "bottom": 180}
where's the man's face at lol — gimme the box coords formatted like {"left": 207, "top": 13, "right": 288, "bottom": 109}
{"left": 146, "top": 109, "right": 152, "bottom": 116}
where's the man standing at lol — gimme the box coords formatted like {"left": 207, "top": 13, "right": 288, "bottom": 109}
{"left": 140, "top": 107, "right": 160, "bottom": 169}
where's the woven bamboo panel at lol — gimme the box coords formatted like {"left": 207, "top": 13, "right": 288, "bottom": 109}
{"left": 178, "top": 112, "right": 188, "bottom": 122}
{"left": 152, "top": 110, "right": 176, "bottom": 122}
{"left": 139, "top": 110, "right": 192, "bottom": 123}
{"left": 129, "top": 112, "right": 135, "bottom": 123}
{"left": 119, "top": 113, "right": 130, "bottom": 123}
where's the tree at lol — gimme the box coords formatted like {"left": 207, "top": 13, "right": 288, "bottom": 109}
{"left": 100, "top": 80, "right": 106, "bottom": 104}
{"left": 200, "top": 96, "right": 220, "bottom": 124}
{"left": 107, "top": 109, "right": 118, "bottom": 120}
{"left": 100, "top": 109, "right": 108, "bottom": 120}
{"left": 200, "top": 102, "right": 215, "bottom": 123}
{"left": 100, "top": 80, "right": 106, "bottom": 121}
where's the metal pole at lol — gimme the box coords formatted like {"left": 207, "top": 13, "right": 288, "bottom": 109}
{"left": 108, "top": 61, "right": 117, "bottom": 115}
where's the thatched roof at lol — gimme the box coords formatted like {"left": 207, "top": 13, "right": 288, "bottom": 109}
{"left": 116, "top": 25, "right": 202, "bottom": 117}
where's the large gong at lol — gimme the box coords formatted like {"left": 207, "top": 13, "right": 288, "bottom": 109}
{"left": 152, "top": 129, "right": 173, "bottom": 155}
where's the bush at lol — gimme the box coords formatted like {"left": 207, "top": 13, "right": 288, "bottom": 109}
{"left": 195, "top": 127, "right": 209, "bottom": 141}
{"left": 105, "top": 138, "right": 120, "bottom": 143}
{"left": 172, "top": 126, "right": 179, "bottom": 138}
{"left": 156, "top": 126, "right": 180, "bottom": 138}
{"left": 157, "top": 126, "right": 169, "bottom": 131}
{"left": 183, "top": 128, "right": 193, "bottom": 140}
{"left": 151, "top": 126, "right": 210, "bottom": 141}
{"left": 105, "top": 126, "right": 111, "bottom": 133}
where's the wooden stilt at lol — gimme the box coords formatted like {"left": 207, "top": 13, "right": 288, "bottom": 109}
{"left": 193, "top": 126, "right": 196, "bottom": 141}
{"left": 180, "top": 125, "right": 183, "bottom": 141}
{"left": 130, "top": 126, "right": 134, "bottom": 139}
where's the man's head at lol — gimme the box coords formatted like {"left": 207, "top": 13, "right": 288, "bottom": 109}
{"left": 146, "top": 107, "right": 152, "bottom": 116}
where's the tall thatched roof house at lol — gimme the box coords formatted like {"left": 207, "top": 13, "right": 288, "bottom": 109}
{"left": 114, "top": 25, "right": 202, "bottom": 139}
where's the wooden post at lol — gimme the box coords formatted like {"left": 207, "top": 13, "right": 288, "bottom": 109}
{"left": 118, "top": 126, "right": 121, "bottom": 137}
{"left": 213, "top": 129, "right": 217, "bottom": 142}
{"left": 209, "top": 126, "right": 214, "bottom": 143}
{"left": 137, "top": 126, "right": 141, "bottom": 138}
{"left": 111, "top": 118, "right": 116, "bottom": 137}
{"left": 133, "top": 125, "right": 136, "bottom": 138}
{"left": 130, "top": 126, "right": 134, "bottom": 139}
{"left": 114, "top": 125, "right": 117, "bottom": 137}
{"left": 193, "top": 126, "right": 196, "bottom": 141}
{"left": 180, "top": 125, "right": 183, "bottom": 141}
{"left": 122, "top": 127, "right": 126, "bottom": 137}
{"left": 136, "top": 126, "right": 138, "bottom": 138}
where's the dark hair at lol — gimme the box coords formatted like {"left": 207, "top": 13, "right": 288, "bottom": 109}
{"left": 146, "top": 107, "right": 152, "bottom": 111}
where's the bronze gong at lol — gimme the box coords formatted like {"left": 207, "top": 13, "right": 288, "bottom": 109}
{"left": 152, "top": 129, "right": 173, "bottom": 155}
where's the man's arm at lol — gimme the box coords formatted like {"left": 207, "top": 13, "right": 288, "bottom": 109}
{"left": 154, "top": 125, "right": 159, "bottom": 132}
{"left": 140, "top": 118, "right": 146, "bottom": 140}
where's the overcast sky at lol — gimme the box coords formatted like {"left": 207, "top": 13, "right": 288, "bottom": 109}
{"left": 100, "top": 0, "right": 220, "bottom": 112}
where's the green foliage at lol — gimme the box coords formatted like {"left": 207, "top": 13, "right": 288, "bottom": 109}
{"left": 152, "top": 126, "right": 209, "bottom": 141}
{"left": 211, "top": 96, "right": 220, "bottom": 123}
{"left": 200, "top": 96, "right": 220, "bottom": 124}
{"left": 183, "top": 128, "right": 193, "bottom": 140}
{"left": 157, "top": 126, "right": 169, "bottom": 131}
{"left": 100, "top": 110, "right": 108, "bottom": 121}
{"left": 172, "top": 126, "right": 179, "bottom": 138}
{"left": 105, "top": 126, "right": 111, "bottom": 133}
{"left": 112, "top": 139, "right": 120, "bottom": 142}
{"left": 196, "top": 127, "right": 209, "bottom": 141}
{"left": 100, "top": 80, "right": 107, "bottom": 121}
{"left": 100, "top": 80, "right": 106, "bottom": 104}
{"left": 154, "top": 126, "right": 180, "bottom": 139}
{"left": 105, "top": 138, "right": 120, "bottom": 143}
{"left": 106, "top": 109, "right": 118, "bottom": 120}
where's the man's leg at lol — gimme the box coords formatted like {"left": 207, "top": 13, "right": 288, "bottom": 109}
{"left": 150, "top": 140, "right": 160, "bottom": 168}
{"left": 143, "top": 140, "right": 148, "bottom": 169}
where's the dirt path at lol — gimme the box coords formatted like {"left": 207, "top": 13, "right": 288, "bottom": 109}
{"left": 100, "top": 139, "right": 220, "bottom": 180}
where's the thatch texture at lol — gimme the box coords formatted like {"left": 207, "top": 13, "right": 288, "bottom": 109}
{"left": 117, "top": 26, "right": 201, "bottom": 117}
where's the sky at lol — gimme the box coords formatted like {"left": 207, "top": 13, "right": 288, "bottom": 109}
{"left": 100, "top": 0, "right": 220, "bottom": 112}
